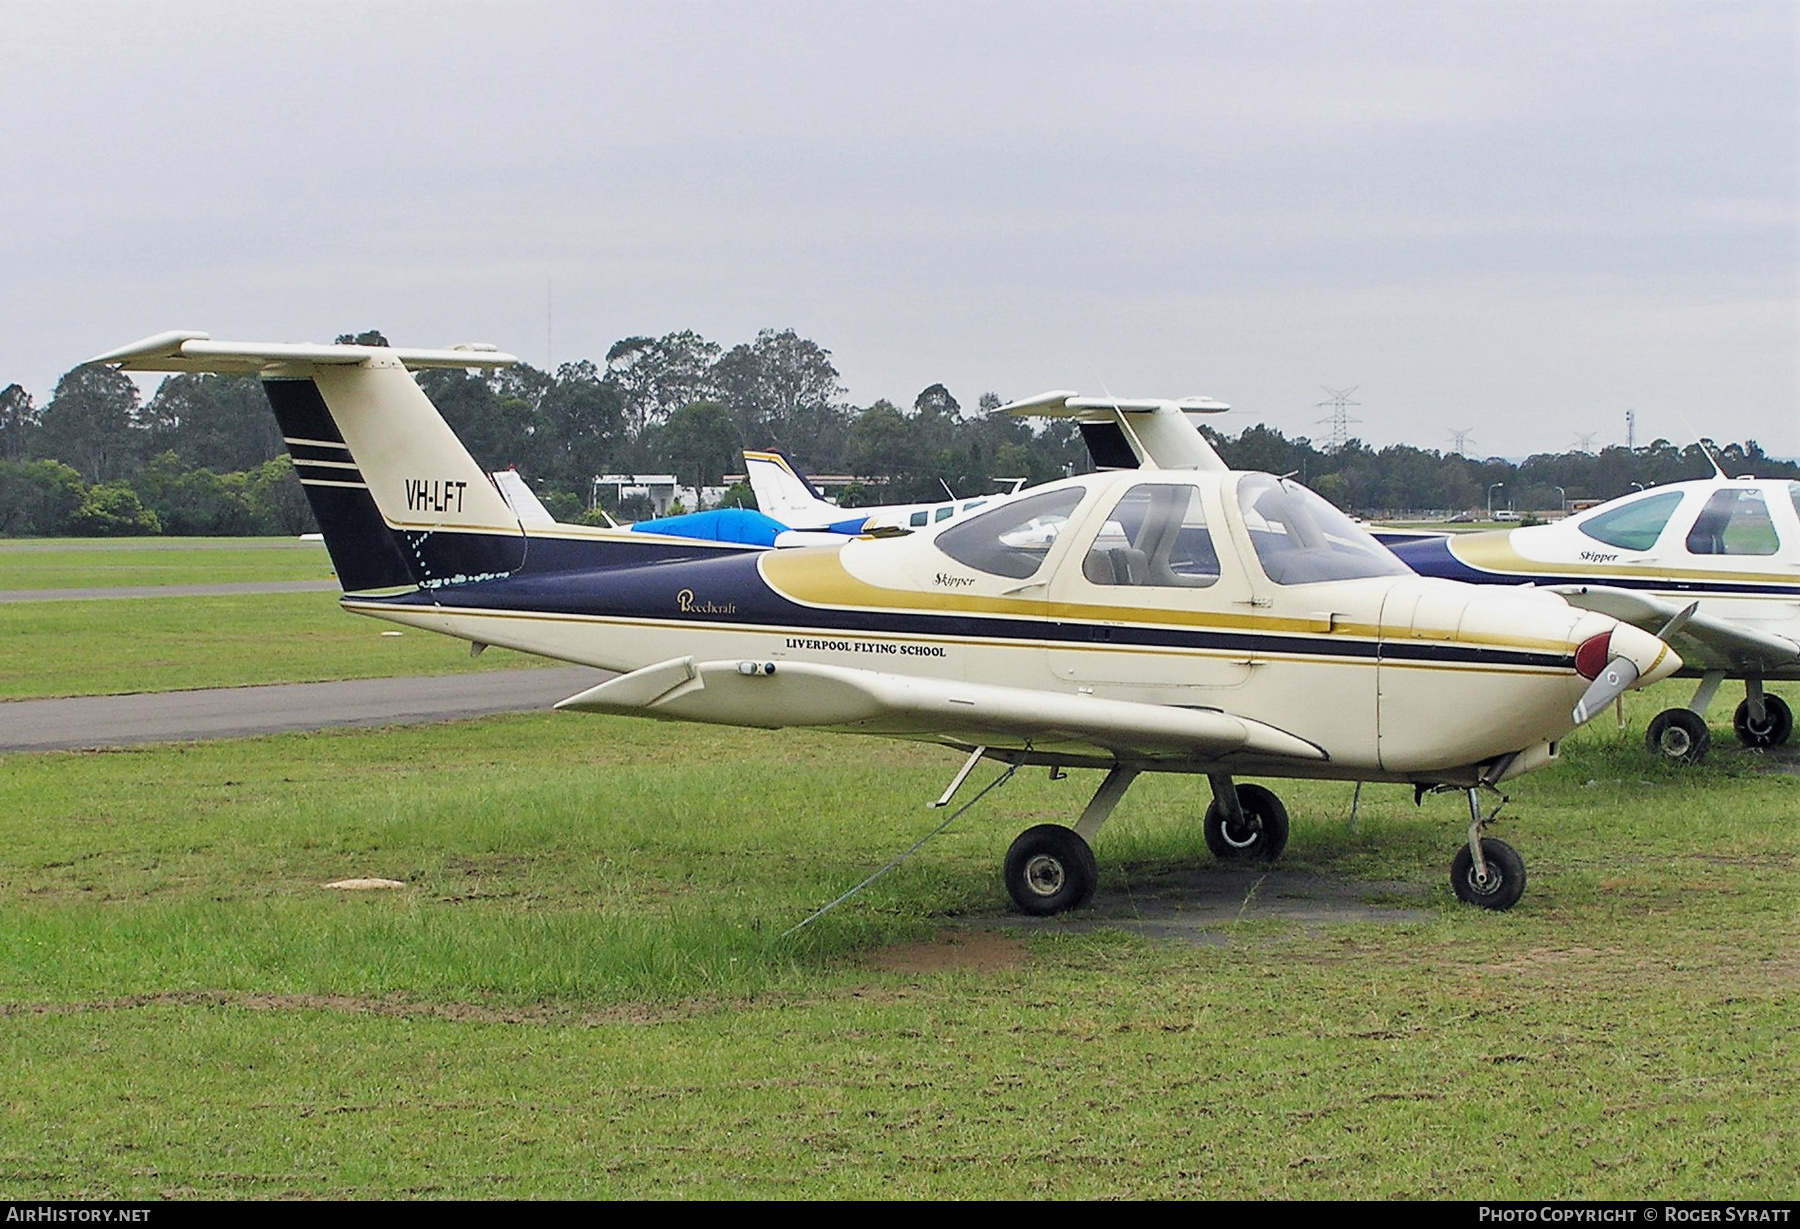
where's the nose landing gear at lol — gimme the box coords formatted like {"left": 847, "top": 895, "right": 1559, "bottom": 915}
{"left": 1444, "top": 782, "right": 1526, "bottom": 911}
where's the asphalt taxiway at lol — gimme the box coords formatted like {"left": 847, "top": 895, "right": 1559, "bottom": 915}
{"left": 0, "top": 667, "right": 609, "bottom": 752}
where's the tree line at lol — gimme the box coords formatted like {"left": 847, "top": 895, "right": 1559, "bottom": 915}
{"left": 1, "top": 325, "right": 1792, "bottom": 536}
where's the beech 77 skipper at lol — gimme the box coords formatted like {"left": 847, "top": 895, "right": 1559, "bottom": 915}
{"left": 90, "top": 332, "right": 1684, "bottom": 913}
{"left": 1390, "top": 478, "right": 1800, "bottom": 765}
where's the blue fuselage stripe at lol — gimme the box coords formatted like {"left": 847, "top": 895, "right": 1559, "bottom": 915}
{"left": 1390, "top": 536, "right": 1800, "bottom": 599}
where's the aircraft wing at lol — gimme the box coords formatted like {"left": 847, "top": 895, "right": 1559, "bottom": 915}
{"left": 556, "top": 656, "right": 1327, "bottom": 765}
{"left": 1551, "top": 584, "right": 1800, "bottom": 674}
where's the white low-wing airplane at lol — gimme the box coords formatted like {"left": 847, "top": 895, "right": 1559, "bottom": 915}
{"left": 742, "top": 448, "right": 1025, "bottom": 534}
{"left": 91, "top": 331, "right": 1684, "bottom": 913}
{"left": 1389, "top": 479, "right": 1800, "bottom": 763}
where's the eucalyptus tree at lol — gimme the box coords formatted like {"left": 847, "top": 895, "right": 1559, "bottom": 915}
{"left": 0, "top": 384, "right": 35, "bottom": 461}
{"left": 141, "top": 373, "right": 282, "bottom": 473}
{"left": 712, "top": 328, "right": 846, "bottom": 463}
{"left": 34, "top": 364, "right": 144, "bottom": 484}
{"left": 605, "top": 330, "right": 721, "bottom": 433}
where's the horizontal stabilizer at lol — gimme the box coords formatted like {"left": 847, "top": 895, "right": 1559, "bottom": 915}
{"left": 557, "top": 657, "right": 1327, "bottom": 764}
{"left": 88, "top": 331, "right": 517, "bottom": 374}
{"left": 1000, "top": 390, "right": 1229, "bottom": 473}
{"left": 999, "top": 390, "right": 1231, "bottom": 417}
{"left": 1552, "top": 584, "right": 1799, "bottom": 673}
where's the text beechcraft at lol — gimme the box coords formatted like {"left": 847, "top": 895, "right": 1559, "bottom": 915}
{"left": 91, "top": 332, "right": 1683, "bottom": 913}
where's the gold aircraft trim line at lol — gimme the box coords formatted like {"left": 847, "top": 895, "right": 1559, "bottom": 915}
{"left": 1450, "top": 532, "right": 1800, "bottom": 588}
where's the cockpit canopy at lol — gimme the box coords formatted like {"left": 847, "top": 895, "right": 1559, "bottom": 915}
{"left": 1575, "top": 482, "right": 1796, "bottom": 557}
{"left": 931, "top": 472, "right": 1407, "bottom": 588}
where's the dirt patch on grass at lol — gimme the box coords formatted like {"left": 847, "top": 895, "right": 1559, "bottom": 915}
{"left": 865, "top": 928, "right": 1031, "bottom": 975}
{"left": 1743, "top": 743, "right": 1800, "bottom": 776}
{"left": 971, "top": 867, "right": 1435, "bottom": 943}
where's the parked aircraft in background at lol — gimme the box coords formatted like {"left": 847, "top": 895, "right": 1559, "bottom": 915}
{"left": 91, "top": 331, "right": 1685, "bottom": 913}
{"left": 743, "top": 448, "right": 1026, "bottom": 535}
{"left": 491, "top": 467, "right": 565, "bottom": 528}
{"left": 1389, "top": 479, "right": 1800, "bottom": 763}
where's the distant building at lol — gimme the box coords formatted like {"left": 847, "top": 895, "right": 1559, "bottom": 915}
{"left": 592, "top": 474, "right": 679, "bottom": 518}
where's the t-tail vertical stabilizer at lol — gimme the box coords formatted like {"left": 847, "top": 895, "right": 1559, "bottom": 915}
{"left": 87, "top": 331, "right": 522, "bottom": 593}
{"left": 742, "top": 448, "right": 842, "bottom": 526}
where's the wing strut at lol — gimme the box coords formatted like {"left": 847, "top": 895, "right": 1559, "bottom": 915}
{"left": 931, "top": 745, "right": 990, "bottom": 809}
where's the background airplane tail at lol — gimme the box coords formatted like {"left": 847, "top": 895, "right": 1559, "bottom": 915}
{"left": 89, "top": 332, "right": 525, "bottom": 592}
{"left": 742, "top": 449, "right": 840, "bottom": 524}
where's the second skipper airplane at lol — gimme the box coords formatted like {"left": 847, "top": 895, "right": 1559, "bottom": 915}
{"left": 1389, "top": 478, "right": 1800, "bottom": 764}
{"left": 90, "top": 332, "right": 1684, "bottom": 914}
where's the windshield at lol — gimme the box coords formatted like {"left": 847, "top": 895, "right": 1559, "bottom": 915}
{"left": 1579, "top": 491, "right": 1683, "bottom": 551}
{"left": 1236, "top": 475, "right": 1410, "bottom": 584}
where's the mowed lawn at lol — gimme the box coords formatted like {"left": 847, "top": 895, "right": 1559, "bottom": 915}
{"left": 0, "top": 538, "right": 560, "bottom": 699}
{"left": 0, "top": 537, "right": 336, "bottom": 590}
{"left": 1, "top": 699, "right": 1795, "bottom": 1199}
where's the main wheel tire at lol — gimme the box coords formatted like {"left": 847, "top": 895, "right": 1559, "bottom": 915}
{"left": 1646, "top": 708, "right": 1711, "bottom": 765}
{"left": 1202, "top": 783, "right": 1290, "bottom": 862}
{"left": 1003, "top": 824, "right": 1099, "bottom": 916}
{"left": 1733, "top": 695, "right": 1793, "bottom": 749}
{"left": 1450, "top": 837, "right": 1527, "bottom": 911}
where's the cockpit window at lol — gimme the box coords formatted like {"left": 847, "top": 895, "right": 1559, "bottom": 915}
{"left": 936, "top": 487, "right": 1086, "bottom": 579}
{"left": 1081, "top": 484, "right": 1220, "bottom": 588}
{"left": 1578, "top": 491, "right": 1683, "bottom": 551}
{"left": 1684, "top": 489, "right": 1780, "bottom": 556}
{"left": 1236, "top": 475, "right": 1410, "bottom": 585}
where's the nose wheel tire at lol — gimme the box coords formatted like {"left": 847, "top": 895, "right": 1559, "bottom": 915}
{"left": 1203, "top": 783, "right": 1290, "bottom": 862}
{"left": 1733, "top": 695, "right": 1793, "bottom": 749}
{"left": 1646, "top": 708, "right": 1710, "bottom": 765}
{"left": 1450, "top": 838, "right": 1526, "bottom": 910}
{"left": 1003, "top": 824, "right": 1099, "bottom": 916}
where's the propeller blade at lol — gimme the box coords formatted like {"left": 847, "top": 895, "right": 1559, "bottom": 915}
{"left": 1573, "top": 657, "right": 1641, "bottom": 726}
{"left": 1656, "top": 601, "right": 1700, "bottom": 643}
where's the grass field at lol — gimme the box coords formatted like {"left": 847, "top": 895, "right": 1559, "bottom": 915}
{"left": 2, "top": 536, "right": 1795, "bottom": 1197}
{"left": 1, "top": 693, "right": 1795, "bottom": 1199}
{"left": 0, "top": 538, "right": 557, "bottom": 701}
{"left": 0, "top": 590, "right": 555, "bottom": 699}
{"left": 0, "top": 537, "right": 334, "bottom": 590}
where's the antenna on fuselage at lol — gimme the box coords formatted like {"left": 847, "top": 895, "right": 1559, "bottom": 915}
{"left": 1678, "top": 413, "right": 1729, "bottom": 479}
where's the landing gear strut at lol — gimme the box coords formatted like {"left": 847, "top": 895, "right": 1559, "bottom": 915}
{"left": 1202, "top": 777, "right": 1290, "bottom": 861}
{"left": 1732, "top": 680, "right": 1792, "bottom": 750}
{"left": 1441, "top": 779, "right": 1526, "bottom": 911}
{"left": 995, "top": 767, "right": 1297, "bottom": 915}
{"left": 1648, "top": 672, "right": 1793, "bottom": 763}
{"left": 999, "top": 763, "right": 1138, "bottom": 916}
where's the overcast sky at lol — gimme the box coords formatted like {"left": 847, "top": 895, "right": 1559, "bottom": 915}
{"left": 4, "top": 0, "right": 1795, "bottom": 457}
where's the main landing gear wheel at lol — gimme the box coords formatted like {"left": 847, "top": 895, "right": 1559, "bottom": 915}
{"left": 1450, "top": 838, "right": 1527, "bottom": 911}
{"left": 1003, "top": 824, "right": 1099, "bottom": 916}
{"left": 1733, "top": 695, "right": 1793, "bottom": 749}
{"left": 1646, "top": 708, "right": 1710, "bottom": 765}
{"left": 1203, "top": 783, "right": 1290, "bottom": 862}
